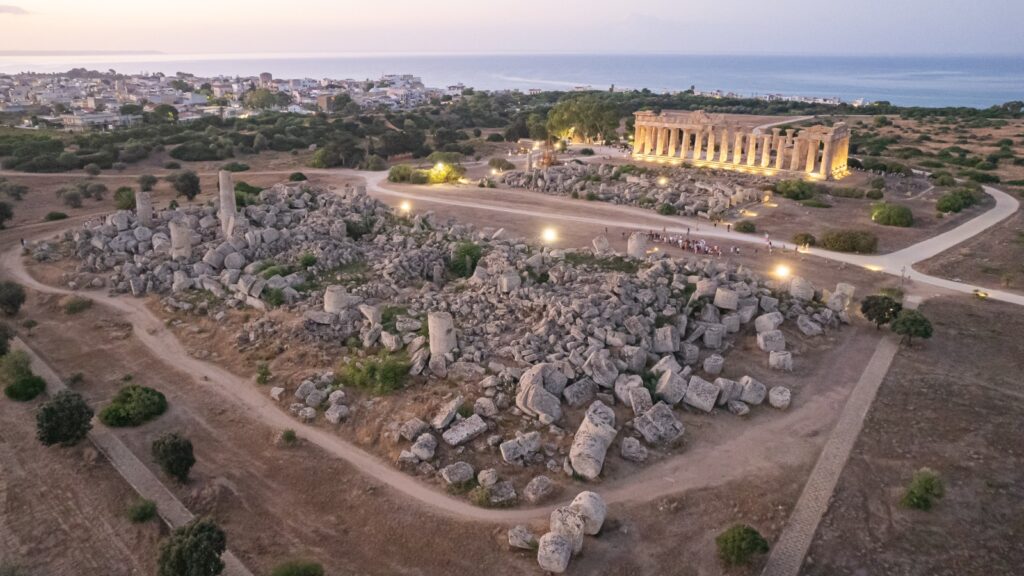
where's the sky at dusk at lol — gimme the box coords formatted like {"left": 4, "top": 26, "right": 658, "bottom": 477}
{"left": 1, "top": 0, "right": 1022, "bottom": 56}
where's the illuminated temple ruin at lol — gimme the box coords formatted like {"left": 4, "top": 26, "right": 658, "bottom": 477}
{"left": 632, "top": 110, "right": 850, "bottom": 180}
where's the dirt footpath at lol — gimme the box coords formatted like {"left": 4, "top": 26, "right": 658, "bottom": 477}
{"left": 803, "top": 296, "right": 1024, "bottom": 575}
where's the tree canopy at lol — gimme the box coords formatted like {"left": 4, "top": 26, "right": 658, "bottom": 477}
{"left": 546, "top": 95, "right": 620, "bottom": 143}
{"left": 860, "top": 294, "right": 902, "bottom": 329}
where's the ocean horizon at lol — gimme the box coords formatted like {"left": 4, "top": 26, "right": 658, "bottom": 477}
{"left": 1, "top": 52, "right": 1021, "bottom": 108}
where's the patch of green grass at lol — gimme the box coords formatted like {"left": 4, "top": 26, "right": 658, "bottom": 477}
{"left": 63, "top": 296, "right": 92, "bottom": 314}
{"left": 800, "top": 198, "right": 832, "bottom": 208}
{"left": 270, "top": 560, "right": 324, "bottom": 576}
{"left": 256, "top": 363, "right": 271, "bottom": 385}
{"left": 280, "top": 429, "right": 298, "bottom": 445}
{"left": 380, "top": 305, "right": 409, "bottom": 332}
{"left": 335, "top": 353, "right": 411, "bottom": 395}
{"left": 716, "top": 524, "right": 769, "bottom": 566}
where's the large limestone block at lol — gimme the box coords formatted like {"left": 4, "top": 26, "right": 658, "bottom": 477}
{"left": 789, "top": 276, "right": 815, "bottom": 301}
{"left": 569, "top": 492, "right": 607, "bottom": 535}
{"left": 757, "top": 330, "right": 786, "bottom": 353}
{"left": 684, "top": 375, "right": 720, "bottom": 412}
{"left": 537, "top": 533, "right": 572, "bottom": 573}
{"left": 769, "top": 350, "right": 793, "bottom": 371}
{"left": 652, "top": 325, "right": 680, "bottom": 353}
{"left": 713, "top": 287, "right": 739, "bottom": 311}
{"left": 655, "top": 370, "right": 687, "bottom": 405}
{"left": 569, "top": 401, "right": 616, "bottom": 480}
{"left": 738, "top": 375, "right": 767, "bottom": 405}
{"left": 755, "top": 311, "right": 784, "bottom": 333}
{"left": 633, "top": 402, "right": 684, "bottom": 445}
{"left": 549, "top": 507, "right": 586, "bottom": 554}
{"left": 442, "top": 414, "right": 487, "bottom": 446}
{"left": 626, "top": 232, "right": 647, "bottom": 259}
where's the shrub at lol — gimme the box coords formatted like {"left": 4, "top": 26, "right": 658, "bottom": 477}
{"left": 865, "top": 188, "right": 884, "bottom": 200}
{"left": 36, "top": 390, "right": 93, "bottom": 447}
{"left": 256, "top": 362, "right": 271, "bottom": 385}
{"left": 936, "top": 188, "right": 978, "bottom": 213}
{"left": 4, "top": 374, "right": 45, "bottom": 401}
{"left": 152, "top": 432, "right": 195, "bottom": 483}
{"left": 168, "top": 170, "right": 201, "bottom": 201}
{"left": 364, "top": 155, "right": 387, "bottom": 171}
{"left": 337, "top": 354, "right": 411, "bottom": 395}
{"left": 656, "top": 203, "right": 678, "bottom": 216}
{"left": 0, "top": 322, "right": 11, "bottom": 356}
{"left": 861, "top": 294, "right": 903, "bottom": 329}
{"left": 901, "top": 467, "right": 944, "bottom": 510}
{"left": 961, "top": 169, "right": 1000, "bottom": 183}
{"left": 487, "top": 157, "right": 515, "bottom": 171}
{"left": 716, "top": 524, "right": 769, "bottom": 566}
{"left": 485, "top": 133, "right": 505, "bottom": 142}
{"left": 288, "top": 172, "right": 307, "bottom": 182}
{"left": 892, "top": 309, "right": 933, "bottom": 344}
{"left": 449, "top": 241, "right": 482, "bottom": 277}
{"left": 774, "top": 179, "right": 817, "bottom": 201}
{"left": 0, "top": 349, "right": 32, "bottom": 384}
{"left": 163, "top": 161, "right": 181, "bottom": 170}
{"left": 63, "top": 296, "right": 92, "bottom": 314}
{"left": 157, "top": 518, "right": 226, "bottom": 576}
{"left": 127, "top": 498, "right": 158, "bottom": 523}
{"left": 827, "top": 187, "right": 865, "bottom": 199}
{"left": 62, "top": 190, "right": 83, "bottom": 208}
{"left": 83, "top": 163, "right": 101, "bottom": 176}
{"left": 138, "top": 174, "right": 158, "bottom": 191}
{"left": 408, "top": 170, "right": 429, "bottom": 184}
{"left": 114, "top": 187, "right": 136, "bottom": 210}
{"left": 871, "top": 203, "right": 914, "bottom": 227}
{"left": 43, "top": 211, "right": 68, "bottom": 221}
{"left": 869, "top": 176, "right": 886, "bottom": 190}
{"left": 263, "top": 288, "right": 286, "bottom": 307}
{"left": 0, "top": 282, "right": 26, "bottom": 315}
{"left": 820, "top": 229, "right": 878, "bottom": 253}
{"left": 800, "top": 198, "right": 832, "bottom": 208}
{"left": 388, "top": 164, "right": 413, "bottom": 183}
{"left": 270, "top": 561, "right": 324, "bottom": 576}
{"left": 99, "top": 385, "right": 168, "bottom": 427}
{"left": 792, "top": 232, "right": 816, "bottom": 246}
{"left": 578, "top": 148, "right": 595, "bottom": 156}
{"left": 0, "top": 201, "right": 11, "bottom": 229}
{"left": 281, "top": 429, "right": 297, "bottom": 445}
{"left": 733, "top": 220, "right": 756, "bottom": 233}
{"left": 220, "top": 161, "right": 249, "bottom": 172}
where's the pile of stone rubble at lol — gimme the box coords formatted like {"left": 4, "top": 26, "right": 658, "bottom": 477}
{"left": 500, "top": 162, "right": 768, "bottom": 220}
{"left": 508, "top": 491, "right": 607, "bottom": 574}
{"left": 45, "top": 170, "right": 858, "bottom": 504}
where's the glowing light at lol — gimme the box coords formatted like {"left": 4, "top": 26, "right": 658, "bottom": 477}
{"left": 541, "top": 227, "right": 558, "bottom": 243}
{"left": 773, "top": 264, "right": 791, "bottom": 279}
{"left": 974, "top": 289, "right": 989, "bottom": 299}
{"left": 434, "top": 162, "right": 445, "bottom": 171}
{"left": 657, "top": 176, "right": 669, "bottom": 186}
{"left": 399, "top": 200, "right": 411, "bottom": 213}
{"left": 863, "top": 264, "right": 883, "bottom": 272}
{"left": 741, "top": 210, "right": 759, "bottom": 217}
{"left": 490, "top": 168, "right": 498, "bottom": 175}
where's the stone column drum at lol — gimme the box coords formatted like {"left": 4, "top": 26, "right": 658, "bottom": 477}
{"left": 218, "top": 170, "right": 237, "bottom": 237}
{"left": 626, "top": 232, "right": 647, "bottom": 259}
{"left": 136, "top": 190, "right": 153, "bottom": 228}
{"left": 168, "top": 218, "right": 192, "bottom": 260}
{"left": 428, "top": 312, "right": 457, "bottom": 356}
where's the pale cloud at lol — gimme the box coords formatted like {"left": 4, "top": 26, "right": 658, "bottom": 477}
{"left": 0, "top": 5, "right": 27, "bottom": 14}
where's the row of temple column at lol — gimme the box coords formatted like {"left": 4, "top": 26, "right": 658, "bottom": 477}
{"left": 633, "top": 124, "right": 843, "bottom": 179}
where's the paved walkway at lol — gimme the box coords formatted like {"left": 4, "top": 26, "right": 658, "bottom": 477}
{"left": 13, "top": 337, "right": 253, "bottom": 576}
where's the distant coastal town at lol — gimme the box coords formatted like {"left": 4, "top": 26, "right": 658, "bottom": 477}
{"left": 0, "top": 68, "right": 867, "bottom": 133}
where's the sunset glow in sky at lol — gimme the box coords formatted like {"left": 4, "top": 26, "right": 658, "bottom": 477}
{"left": 1, "top": 0, "right": 1022, "bottom": 55}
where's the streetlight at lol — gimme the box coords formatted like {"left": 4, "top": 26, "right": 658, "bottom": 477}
{"left": 773, "top": 264, "right": 791, "bottom": 279}
{"left": 399, "top": 200, "right": 411, "bottom": 213}
{"left": 541, "top": 227, "right": 558, "bottom": 243}
{"left": 657, "top": 176, "right": 669, "bottom": 187}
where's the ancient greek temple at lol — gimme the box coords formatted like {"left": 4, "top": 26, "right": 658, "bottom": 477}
{"left": 632, "top": 110, "right": 850, "bottom": 180}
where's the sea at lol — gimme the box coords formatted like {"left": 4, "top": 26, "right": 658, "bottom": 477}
{"left": 1, "top": 52, "right": 1021, "bottom": 108}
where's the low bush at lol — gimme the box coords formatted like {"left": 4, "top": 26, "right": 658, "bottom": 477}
{"left": 388, "top": 165, "right": 413, "bottom": 183}
{"left": 43, "top": 211, "right": 68, "bottom": 221}
{"left": 827, "top": 187, "right": 865, "bottom": 199}
{"left": 485, "top": 133, "right": 505, "bottom": 142}
{"left": 4, "top": 374, "right": 45, "bottom": 401}
{"left": 871, "top": 203, "right": 914, "bottom": 227}
{"left": 487, "top": 157, "right": 514, "bottom": 171}
{"left": 716, "top": 524, "right": 769, "bottom": 566}
{"left": 364, "top": 155, "right": 387, "bottom": 171}
{"left": 961, "top": 169, "right": 1000, "bottom": 183}
{"left": 774, "top": 179, "right": 817, "bottom": 201}
{"left": 63, "top": 296, "right": 92, "bottom": 314}
{"left": 820, "top": 229, "right": 878, "bottom": 253}
{"left": 220, "top": 161, "right": 249, "bottom": 172}
{"left": 578, "top": 148, "right": 595, "bottom": 156}
{"left": 901, "top": 467, "right": 944, "bottom": 510}
{"left": 288, "top": 172, "right": 307, "bottom": 181}
{"left": 656, "top": 203, "right": 678, "bottom": 215}
{"left": 792, "top": 232, "right": 816, "bottom": 246}
{"left": 36, "top": 390, "right": 93, "bottom": 447}
{"left": 152, "top": 432, "right": 195, "bottom": 482}
{"left": 281, "top": 429, "right": 297, "bottom": 445}
{"left": 163, "top": 161, "right": 181, "bottom": 170}
{"left": 114, "top": 187, "right": 136, "bottom": 210}
{"left": 800, "top": 198, "right": 832, "bottom": 208}
{"left": 98, "top": 385, "right": 168, "bottom": 427}
{"left": 127, "top": 498, "right": 157, "bottom": 523}
{"left": 83, "top": 163, "right": 101, "bottom": 176}
{"left": 865, "top": 188, "right": 884, "bottom": 200}
{"left": 336, "top": 354, "right": 410, "bottom": 395}
{"left": 271, "top": 561, "right": 325, "bottom": 576}
{"left": 449, "top": 241, "right": 483, "bottom": 278}
{"left": 936, "top": 188, "right": 979, "bottom": 213}
{"left": 0, "top": 281, "right": 26, "bottom": 315}
{"left": 733, "top": 220, "right": 756, "bottom": 233}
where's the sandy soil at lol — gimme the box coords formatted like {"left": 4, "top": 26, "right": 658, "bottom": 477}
{"left": 917, "top": 209, "right": 1024, "bottom": 295}
{"left": 803, "top": 296, "right": 1024, "bottom": 575}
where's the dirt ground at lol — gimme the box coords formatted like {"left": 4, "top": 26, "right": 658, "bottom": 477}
{"left": 0, "top": 378, "right": 164, "bottom": 576}
{"left": 803, "top": 296, "right": 1024, "bottom": 575}
{"left": 917, "top": 209, "right": 1024, "bottom": 295}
